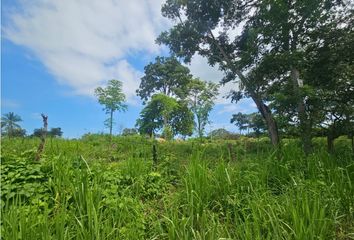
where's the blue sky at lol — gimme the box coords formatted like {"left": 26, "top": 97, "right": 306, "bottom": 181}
{"left": 1, "top": 0, "right": 256, "bottom": 138}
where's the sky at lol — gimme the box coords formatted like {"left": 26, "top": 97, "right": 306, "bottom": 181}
{"left": 1, "top": 0, "right": 257, "bottom": 138}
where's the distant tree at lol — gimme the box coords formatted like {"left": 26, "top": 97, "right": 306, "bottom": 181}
{"left": 95, "top": 79, "right": 127, "bottom": 140}
{"left": 49, "top": 127, "right": 63, "bottom": 138}
{"left": 231, "top": 112, "right": 249, "bottom": 134}
{"left": 10, "top": 128, "right": 26, "bottom": 137}
{"left": 32, "top": 128, "right": 46, "bottom": 138}
{"left": 187, "top": 79, "right": 218, "bottom": 139}
{"left": 1, "top": 112, "right": 23, "bottom": 138}
{"left": 248, "top": 113, "right": 267, "bottom": 137}
{"left": 122, "top": 128, "right": 138, "bottom": 136}
{"left": 137, "top": 56, "right": 192, "bottom": 103}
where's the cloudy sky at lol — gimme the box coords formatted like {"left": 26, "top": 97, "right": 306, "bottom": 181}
{"left": 2, "top": 0, "right": 256, "bottom": 137}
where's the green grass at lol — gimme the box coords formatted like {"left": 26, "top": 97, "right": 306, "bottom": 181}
{"left": 1, "top": 136, "right": 353, "bottom": 239}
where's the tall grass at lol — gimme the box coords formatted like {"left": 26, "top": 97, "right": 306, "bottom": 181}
{"left": 1, "top": 136, "right": 353, "bottom": 239}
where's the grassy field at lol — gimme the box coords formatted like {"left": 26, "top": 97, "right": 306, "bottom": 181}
{"left": 1, "top": 136, "right": 353, "bottom": 239}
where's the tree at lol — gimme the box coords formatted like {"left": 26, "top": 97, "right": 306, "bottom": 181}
{"left": 136, "top": 94, "right": 194, "bottom": 139}
{"left": 187, "top": 79, "right": 218, "bottom": 139}
{"left": 137, "top": 56, "right": 193, "bottom": 103}
{"left": 49, "top": 127, "right": 63, "bottom": 138}
{"left": 32, "top": 128, "right": 46, "bottom": 138}
{"left": 122, "top": 128, "right": 138, "bottom": 136}
{"left": 231, "top": 112, "right": 249, "bottom": 134}
{"left": 249, "top": 113, "right": 267, "bottom": 137}
{"left": 170, "top": 100, "right": 194, "bottom": 138}
{"left": 1, "top": 112, "right": 23, "bottom": 138}
{"left": 304, "top": 21, "right": 354, "bottom": 152}
{"left": 95, "top": 79, "right": 127, "bottom": 139}
{"left": 10, "top": 128, "right": 26, "bottom": 137}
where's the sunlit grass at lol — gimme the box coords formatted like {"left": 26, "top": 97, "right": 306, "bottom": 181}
{"left": 1, "top": 136, "right": 353, "bottom": 239}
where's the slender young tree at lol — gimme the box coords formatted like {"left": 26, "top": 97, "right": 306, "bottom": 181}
{"left": 95, "top": 79, "right": 127, "bottom": 140}
{"left": 187, "top": 79, "right": 218, "bottom": 139}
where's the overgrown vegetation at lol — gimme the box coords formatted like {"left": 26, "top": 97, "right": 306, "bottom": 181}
{"left": 1, "top": 136, "right": 353, "bottom": 239}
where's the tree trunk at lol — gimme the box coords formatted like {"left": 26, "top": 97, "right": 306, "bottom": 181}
{"left": 206, "top": 29, "right": 280, "bottom": 147}
{"left": 109, "top": 110, "right": 113, "bottom": 142}
{"left": 327, "top": 134, "right": 334, "bottom": 154}
{"left": 251, "top": 93, "right": 280, "bottom": 147}
{"left": 197, "top": 115, "right": 202, "bottom": 140}
{"left": 291, "top": 68, "right": 312, "bottom": 155}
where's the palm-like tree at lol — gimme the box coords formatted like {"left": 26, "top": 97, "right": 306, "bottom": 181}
{"left": 1, "top": 112, "right": 22, "bottom": 137}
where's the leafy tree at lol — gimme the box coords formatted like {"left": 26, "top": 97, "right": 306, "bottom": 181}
{"left": 305, "top": 21, "right": 354, "bottom": 152}
{"left": 137, "top": 56, "right": 192, "bottom": 103}
{"left": 1, "top": 112, "right": 23, "bottom": 138}
{"left": 122, "top": 128, "right": 138, "bottom": 136}
{"left": 95, "top": 79, "right": 127, "bottom": 139}
{"left": 10, "top": 128, "right": 26, "bottom": 137}
{"left": 187, "top": 79, "right": 218, "bottom": 139}
{"left": 170, "top": 100, "right": 194, "bottom": 138}
{"left": 249, "top": 113, "right": 267, "bottom": 137}
{"left": 32, "top": 128, "right": 46, "bottom": 138}
{"left": 49, "top": 127, "right": 63, "bottom": 138}
{"left": 136, "top": 94, "right": 193, "bottom": 139}
{"left": 231, "top": 112, "right": 249, "bottom": 134}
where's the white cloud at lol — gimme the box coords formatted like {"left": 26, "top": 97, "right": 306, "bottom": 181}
{"left": 3, "top": 0, "right": 170, "bottom": 104}
{"left": 218, "top": 99, "right": 258, "bottom": 115}
{"left": 188, "top": 54, "right": 240, "bottom": 105}
{"left": 1, "top": 99, "right": 20, "bottom": 108}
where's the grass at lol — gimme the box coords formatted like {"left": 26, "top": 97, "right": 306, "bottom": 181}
{"left": 1, "top": 135, "right": 353, "bottom": 239}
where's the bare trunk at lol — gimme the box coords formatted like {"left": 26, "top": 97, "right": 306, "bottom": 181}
{"left": 291, "top": 68, "right": 312, "bottom": 155}
{"left": 327, "top": 134, "right": 334, "bottom": 153}
{"left": 109, "top": 109, "right": 113, "bottom": 142}
{"left": 197, "top": 115, "right": 202, "bottom": 140}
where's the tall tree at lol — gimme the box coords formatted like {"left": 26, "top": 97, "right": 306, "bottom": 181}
{"left": 187, "top": 79, "right": 218, "bottom": 139}
{"left": 1, "top": 112, "right": 23, "bottom": 138}
{"left": 137, "top": 56, "right": 193, "bottom": 103}
{"left": 95, "top": 79, "right": 127, "bottom": 139}
{"left": 157, "top": 0, "right": 280, "bottom": 146}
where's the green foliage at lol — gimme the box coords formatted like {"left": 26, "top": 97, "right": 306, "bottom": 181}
{"left": 48, "top": 127, "right": 63, "bottom": 137}
{"left": 136, "top": 94, "right": 194, "bottom": 138}
{"left": 121, "top": 128, "right": 138, "bottom": 136}
{"left": 1, "top": 112, "right": 24, "bottom": 137}
{"left": 137, "top": 56, "right": 192, "bottom": 102}
{"left": 95, "top": 79, "right": 127, "bottom": 137}
{"left": 1, "top": 134, "right": 353, "bottom": 239}
{"left": 187, "top": 79, "right": 219, "bottom": 138}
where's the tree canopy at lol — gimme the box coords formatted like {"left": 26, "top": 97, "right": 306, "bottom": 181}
{"left": 137, "top": 56, "right": 193, "bottom": 103}
{"left": 1, "top": 112, "right": 24, "bottom": 138}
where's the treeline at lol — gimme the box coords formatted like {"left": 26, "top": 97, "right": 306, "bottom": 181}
{"left": 1, "top": 112, "right": 62, "bottom": 138}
